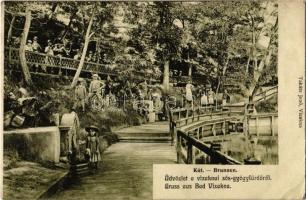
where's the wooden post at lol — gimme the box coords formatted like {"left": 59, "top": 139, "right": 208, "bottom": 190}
{"left": 187, "top": 141, "right": 193, "bottom": 164}
{"left": 176, "top": 134, "right": 182, "bottom": 163}
{"left": 271, "top": 115, "right": 275, "bottom": 136}
{"left": 192, "top": 109, "right": 195, "bottom": 122}
{"left": 173, "top": 125, "right": 177, "bottom": 145}
{"left": 222, "top": 121, "right": 226, "bottom": 135}
{"left": 255, "top": 117, "right": 259, "bottom": 137}
{"left": 123, "top": 94, "right": 125, "bottom": 111}
{"left": 197, "top": 128, "right": 200, "bottom": 140}
{"left": 212, "top": 124, "right": 216, "bottom": 136}
{"left": 192, "top": 146, "right": 196, "bottom": 164}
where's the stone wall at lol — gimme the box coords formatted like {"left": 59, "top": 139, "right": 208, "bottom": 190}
{"left": 4, "top": 127, "right": 60, "bottom": 163}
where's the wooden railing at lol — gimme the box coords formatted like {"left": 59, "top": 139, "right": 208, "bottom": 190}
{"left": 246, "top": 113, "right": 278, "bottom": 137}
{"left": 254, "top": 86, "right": 278, "bottom": 102}
{"left": 4, "top": 47, "right": 118, "bottom": 76}
{"left": 169, "top": 104, "right": 277, "bottom": 164}
{"left": 177, "top": 128, "right": 243, "bottom": 164}
{"left": 169, "top": 105, "right": 245, "bottom": 133}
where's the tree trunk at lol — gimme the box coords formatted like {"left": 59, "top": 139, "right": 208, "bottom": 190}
{"left": 59, "top": 10, "right": 78, "bottom": 41}
{"left": 163, "top": 60, "right": 170, "bottom": 92}
{"left": 48, "top": 2, "right": 58, "bottom": 20}
{"left": 187, "top": 51, "right": 192, "bottom": 77}
{"left": 250, "top": 48, "right": 273, "bottom": 97}
{"left": 71, "top": 6, "right": 95, "bottom": 88}
{"left": 7, "top": 15, "right": 16, "bottom": 44}
{"left": 19, "top": 7, "right": 32, "bottom": 86}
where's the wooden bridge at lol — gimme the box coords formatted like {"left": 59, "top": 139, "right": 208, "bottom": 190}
{"left": 169, "top": 105, "right": 278, "bottom": 165}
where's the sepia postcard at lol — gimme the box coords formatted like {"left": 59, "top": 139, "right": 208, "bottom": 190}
{"left": 0, "top": 0, "right": 305, "bottom": 199}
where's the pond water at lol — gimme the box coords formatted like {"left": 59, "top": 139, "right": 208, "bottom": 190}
{"left": 222, "top": 136, "right": 278, "bottom": 165}
{"left": 194, "top": 136, "right": 278, "bottom": 165}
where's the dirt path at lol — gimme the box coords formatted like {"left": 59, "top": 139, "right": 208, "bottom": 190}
{"left": 53, "top": 142, "right": 176, "bottom": 200}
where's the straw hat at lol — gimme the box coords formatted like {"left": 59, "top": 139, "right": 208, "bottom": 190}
{"left": 85, "top": 125, "right": 99, "bottom": 132}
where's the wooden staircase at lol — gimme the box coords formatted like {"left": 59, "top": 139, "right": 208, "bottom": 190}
{"left": 113, "top": 121, "right": 172, "bottom": 143}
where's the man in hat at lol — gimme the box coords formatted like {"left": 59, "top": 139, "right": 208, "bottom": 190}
{"left": 45, "top": 40, "right": 54, "bottom": 55}
{"left": 73, "top": 78, "right": 87, "bottom": 112}
{"left": 44, "top": 40, "right": 54, "bottom": 72}
{"left": 185, "top": 79, "right": 194, "bottom": 109}
{"left": 25, "top": 40, "right": 33, "bottom": 51}
{"left": 32, "top": 36, "right": 41, "bottom": 52}
{"left": 85, "top": 125, "right": 101, "bottom": 169}
{"left": 88, "top": 74, "right": 104, "bottom": 100}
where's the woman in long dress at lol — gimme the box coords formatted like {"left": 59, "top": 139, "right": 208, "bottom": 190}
{"left": 207, "top": 88, "right": 215, "bottom": 105}
{"left": 201, "top": 91, "right": 208, "bottom": 106}
{"left": 185, "top": 80, "right": 194, "bottom": 109}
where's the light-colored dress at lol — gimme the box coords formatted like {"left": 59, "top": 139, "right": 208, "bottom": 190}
{"left": 208, "top": 91, "right": 215, "bottom": 104}
{"left": 86, "top": 135, "right": 101, "bottom": 163}
{"left": 185, "top": 83, "right": 193, "bottom": 102}
{"left": 201, "top": 94, "right": 208, "bottom": 106}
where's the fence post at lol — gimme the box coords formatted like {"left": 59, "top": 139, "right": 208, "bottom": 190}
{"left": 255, "top": 117, "right": 259, "bottom": 137}
{"left": 187, "top": 141, "right": 193, "bottom": 164}
{"left": 123, "top": 94, "right": 126, "bottom": 111}
{"left": 176, "top": 133, "right": 182, "bottom": 164}
{"left": 197, "top": 128, "right": 200, "bottom": 140}
{"left": 192, "top": 146, "right": 196, "bottom": 164}
{"left": 222, "top": 121, "right": 226, "bottom": 135}
{"left": 271, "top": 115, "right": 275, "bottom": 136}
{"left": 212, "top": 124, "right": 216, "bottom": 136}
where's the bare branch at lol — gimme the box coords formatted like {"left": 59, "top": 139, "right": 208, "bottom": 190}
{"left": 5, "top": 9, "right": 26, "bottom": 17}
{"left": 89, "top": 32, "right": 95, "bottom": 39}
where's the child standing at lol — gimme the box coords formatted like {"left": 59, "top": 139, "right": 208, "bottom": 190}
{"left": 85, "top": 125, "right": 101, "bottom": 169}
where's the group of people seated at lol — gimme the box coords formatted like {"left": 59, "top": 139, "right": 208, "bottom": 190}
{"left": 9, "top": 36, "right": 104, "bottom": 65}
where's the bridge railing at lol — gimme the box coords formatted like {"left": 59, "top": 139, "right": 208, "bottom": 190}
{"left": 177, "top": 128, "right": 243, "bottom": 164}
{"left": 169, "top": 105, "right": 245, "bottom": 137}
{"left": 4, "top": 47, "right": 118, "bottom": 76}
{"left": 254, "top": 86, "right": 278, "bottom": 102}
{"left": 246, "top": 113, "right": 278, "bottom": 137}
{"left": 169, "top": 104, "right": 277, "bottom": 164}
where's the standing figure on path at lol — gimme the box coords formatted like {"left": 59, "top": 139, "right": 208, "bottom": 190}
{"left": 222, "top": 89, "right": 231, "bottom": 105}
{"left": 85, "top": 125, "right": 101, "bottom": 169}
{"left": 207, "top": 88, "right": 215, "bottom": 105}
{"left": 200, "top": 91, "right": 208, "bottom": 107}
{"left": 185, "top": 80, "right": 194, "bottom": 109}
{"left": 73, "top": 79, "right": 87, "bottom": 112}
